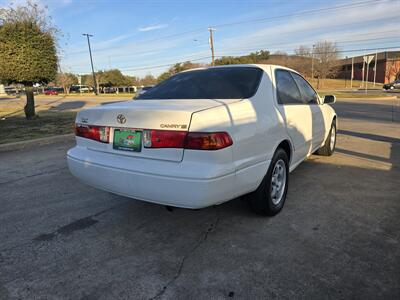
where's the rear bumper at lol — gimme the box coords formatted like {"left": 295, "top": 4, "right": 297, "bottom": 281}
{"left": 67, "top": 147, "right": 239, "bottom": 209}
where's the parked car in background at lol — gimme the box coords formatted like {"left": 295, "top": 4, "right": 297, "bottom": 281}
{"left": 44, "top": 88, "right": 58, "bottom": 95}
{"left": 70, "top": 85, "right": 91, "bottom": 93}
{"left": 383, "top": 79, "right": 400, "bottom": 90}
{"left": 68, "top": 65, "right": 337, "bottom": 216}
{"left": 4, "top": 86, "right": 17, "bottom": 95}
{"left": 137, "top": 85, "right": 154, "bottom": 96}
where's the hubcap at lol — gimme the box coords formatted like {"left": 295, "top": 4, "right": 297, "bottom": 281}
{"left": 270, "top": 159, "right": 286, "bottom": 205}
{"left": 330, "top": 126, "right": 336, "bottom": 151}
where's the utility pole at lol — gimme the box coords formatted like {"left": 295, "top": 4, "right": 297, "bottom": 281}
{"left": 311, "top": 44, "right": 315, "bottom": 83}
{"left": 361, "top": 58, "right": 365, "bottom": 88}
{"left": 351, "top": 56, "right": 354, "bottom": 89}
{"left": 208, "top": 28, "right": 216, "bottom": 66}
{"left": 82, "top": 33, "right": 97, "bottom": 95}
{"left": 373, "top": 52, "right": 377, "bottom": 87}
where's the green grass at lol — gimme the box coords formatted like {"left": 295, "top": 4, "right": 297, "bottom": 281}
{"left": 310, "top": 78, "right": 383, "bottom": 90}
{"left": 318, "top": 91, "right": 394, "bottom": 99}
{"left": 0, "top": 110, "right": 76, "bottom": 144}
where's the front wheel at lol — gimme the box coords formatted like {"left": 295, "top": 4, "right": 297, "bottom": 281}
{"left": 316, "top": 121, "right": 336, "bottom": 156}
{"left": 247, "top": 148, "right": 289, "bottom": 216}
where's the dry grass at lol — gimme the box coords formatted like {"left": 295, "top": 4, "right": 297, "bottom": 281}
{"left": 310, "top": 78, "right": 383, "bottom": 91}
{"left": 0, "top": 110, "right": 76, "bottom": 144}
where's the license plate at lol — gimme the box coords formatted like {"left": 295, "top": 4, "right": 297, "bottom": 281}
{"left": 113, "top": 129, "right": 142, "bottom": 152}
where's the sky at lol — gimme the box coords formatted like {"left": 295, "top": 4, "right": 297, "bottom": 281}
{"left": 1, "top": 0, "right": 399, "bottom": 77}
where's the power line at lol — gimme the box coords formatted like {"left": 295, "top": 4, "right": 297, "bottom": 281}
{"left": 74, "top": 45, "right": 400, "bottom": 74}
{"left": 119, "top": 56, "right": 212, "bottom": 72}
{"left": 214, "top": 36, "right": 400, "bottom": 57}
{"left": 67, "top": 0, "right": 387, "bottom": 57}
{"left": 211, "top": 0, "right": 386, "bottom": 28}
{"left": 217, "top": 46, "right": 400, "bottom": 57}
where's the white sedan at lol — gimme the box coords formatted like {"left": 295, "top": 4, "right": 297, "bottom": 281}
{"left": 67, "top": 64, "right": 337, "bottom": 215}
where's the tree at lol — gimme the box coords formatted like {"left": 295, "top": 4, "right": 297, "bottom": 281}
{"left": 385, "top": 60, "right": 400, "bottom": 83}
{"left": 157, "top": 61, "right": 201, "bottom": 82}
{"left": 125, "top": 75, "right": 140, "bottom": 86}
{"left": 140, "top": 74, "right": 157, "bottom": 86}
{"left": 313, "top": 41, "right": 340, "bottom": 88}
{"left": 102, "top": 69, "right": 130, "bottom": 87}
{"left": 56, "top": 72, "right": 77, "bottom": 94}
{"left": 214, "top": 50, "right": 270, "bottom": 66}
{"left": 0, "top": 1, "right": 58, "bottom": 119}
{"left": 294, "top": 45, "right": 311, "bottom": 57}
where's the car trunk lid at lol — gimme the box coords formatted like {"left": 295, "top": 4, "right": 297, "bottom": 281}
{"left": 75, "top": 99, "right": 236, "bottom": 162}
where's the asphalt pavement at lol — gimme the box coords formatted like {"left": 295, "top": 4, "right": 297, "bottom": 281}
{"left": 0, "top": 97, "right": 399, "bottom": 299}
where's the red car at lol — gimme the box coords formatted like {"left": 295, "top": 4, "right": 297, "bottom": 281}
{"left": 44, "top": 89, "right": 58, "bottom": 95}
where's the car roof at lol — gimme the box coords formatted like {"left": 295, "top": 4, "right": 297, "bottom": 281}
{"left": 182, "top": 64, "right": 299, "bottom": 75}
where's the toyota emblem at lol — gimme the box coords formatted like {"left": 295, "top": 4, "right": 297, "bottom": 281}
{"left": 117, "top": 114, "right": 126, "bottom": 124}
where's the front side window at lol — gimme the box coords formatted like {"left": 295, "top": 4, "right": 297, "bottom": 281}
{"left": 136, "top": 67, "right": 263, "bottom": 100}
{"left": 275, "top": 70, "right": 302, "bottom": 104}
{"left": 291, "top": 72, "right": 319, "bottom": 104}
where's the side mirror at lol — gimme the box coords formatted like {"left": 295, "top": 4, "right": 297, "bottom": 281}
{"left": 323, "top": 95, "right": 336, "bottom": 104}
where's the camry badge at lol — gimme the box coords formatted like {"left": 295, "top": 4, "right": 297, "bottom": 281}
{"left": 117, "top": 114, "right": 126, "bottom": 124}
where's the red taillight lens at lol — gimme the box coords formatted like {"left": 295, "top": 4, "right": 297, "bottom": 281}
{"left": 185, "top": 132, "right": 233, "bottom": 150}
{"left": 75, "top": 124, "right": 110, "bottom": 143}
{"left": 143, "top": 130, "right": 232, "bottom": 150}
{"left": 143, "top": 129, "right": 186, "bottom": 148}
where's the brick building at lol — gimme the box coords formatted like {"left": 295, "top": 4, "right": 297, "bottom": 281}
{"left": 337, "top": 51, "right": 400, "bottom": 84}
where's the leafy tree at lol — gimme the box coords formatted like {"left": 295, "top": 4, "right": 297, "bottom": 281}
{"left": 0, "top": 1, "right": 58, "bottom": 119}
{"left": 140, "top": 74, "right": 157, "bottom": 86}
{"left": 157, "top": 61, "right": 201, "bottom": 82}
{"left": 214, "top": 50, "right": 270, "bottom": 66}
{"left": 82, "top": 70, "right": 104, "bottom": 92}
{"left": 125, "top": 75, "right": 140, "bottom": 86}
{"left": 102, "top": 69, "right": 130, "bottom": 87}
{"left": 157, "top": 71, "right": 173, "bottom": 83}
{"left": 55, "top": 72, "right": 77, "bottom": 94}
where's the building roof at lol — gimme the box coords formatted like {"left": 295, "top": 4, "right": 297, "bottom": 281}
{"left": 339, "top": 51, "right": 400, "bottom": 65}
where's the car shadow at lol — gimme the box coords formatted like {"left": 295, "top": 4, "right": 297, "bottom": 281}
{"left": 50, "top": 101, "right": 86, "bottom": 111}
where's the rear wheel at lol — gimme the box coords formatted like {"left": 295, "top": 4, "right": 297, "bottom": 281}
{"left": 247, "top": 148, "right": 289, "bottom": 216}
{"left": 316, "top": 120, "right": 336, "bottom": 156}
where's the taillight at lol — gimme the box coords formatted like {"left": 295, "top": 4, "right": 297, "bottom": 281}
{"left": 75, "top": 124, "right": 110, "bottom": 143}
{"left": 185, "top": 132, "right": 233, "bottom": 150}
{"left": 143, "top": 129, "right": 186, "bottom": 148}
{"left": 143, "top": 130, "right": 232, "bottom": 150}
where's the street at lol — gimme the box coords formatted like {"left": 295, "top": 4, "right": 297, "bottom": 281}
{"left": 0, "top": 97, "right": 399, "bottom": 299}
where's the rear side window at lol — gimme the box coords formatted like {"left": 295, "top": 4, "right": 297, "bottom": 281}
{"left": 275, "top": 70, "right": 302, "bottom": 104}
{"left": 136, "top": 67, "right": 263, "bottom": 100}
{"left": 291, "top": 72, "right": 319, "bottom": 104}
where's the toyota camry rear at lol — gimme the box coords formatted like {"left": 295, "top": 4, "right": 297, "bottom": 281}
{"left": 67, "top": 66, "right": 263, "bottom": 209}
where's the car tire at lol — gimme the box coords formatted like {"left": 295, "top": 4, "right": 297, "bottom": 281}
{"left": 247, "top": 148, "right": 289, "bottom": 216}
{"left": 316, "top": 120, "right": 336, "bottom": 156}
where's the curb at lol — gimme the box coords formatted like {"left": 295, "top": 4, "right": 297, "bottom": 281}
{"left": 0, "top": 133, "right": 75, "bottom": 153}
{"left": 337, "top": 96, "right": 398, "bottom": 101}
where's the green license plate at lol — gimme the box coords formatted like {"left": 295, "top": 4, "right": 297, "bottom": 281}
{"left": 113, "top": 129, "right": 142, "bottom": 152}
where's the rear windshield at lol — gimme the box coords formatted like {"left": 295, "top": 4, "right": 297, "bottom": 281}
{"left": 136, "top": 67, "right": 263, "bottom": 100}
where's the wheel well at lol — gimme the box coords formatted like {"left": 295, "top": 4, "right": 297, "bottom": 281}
{"left": 277, "top": 140, "right": 292, "bottom": 163}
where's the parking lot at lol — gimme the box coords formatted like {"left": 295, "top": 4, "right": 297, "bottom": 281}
{"left": 0, "top": 97, "right": 399, "bottom": 299}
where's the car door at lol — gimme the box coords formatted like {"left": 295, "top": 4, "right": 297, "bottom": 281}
{"left": 274, "top": 69, "right": 313, "bottom": 165}
{"left": 290, "top": 72, "right": 325, "bottom": 150}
